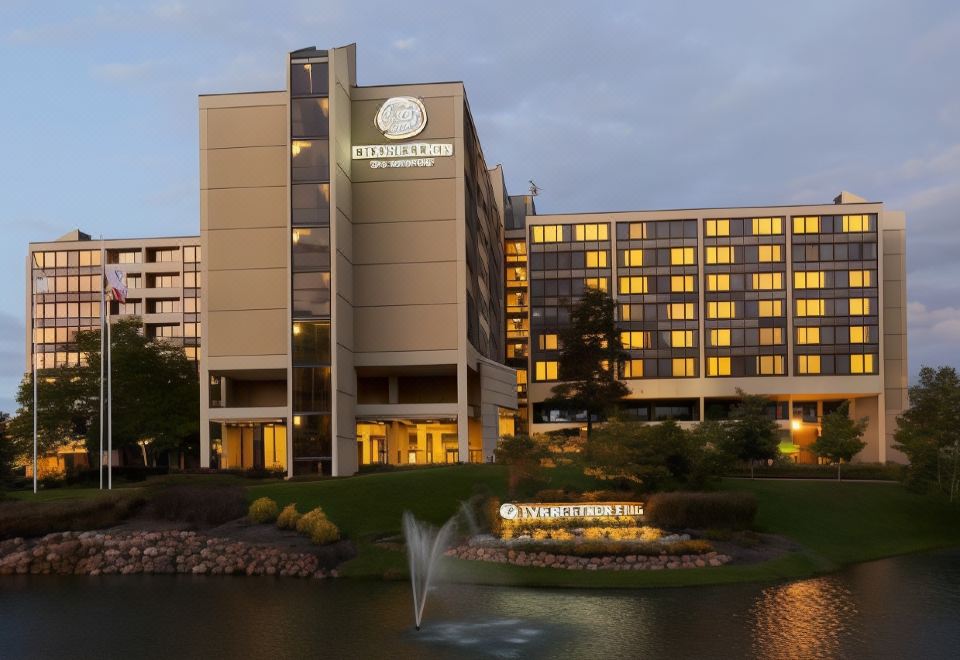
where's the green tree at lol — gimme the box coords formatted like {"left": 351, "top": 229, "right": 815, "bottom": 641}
{"left": 546, "top": 288, "right": 629, "bottom": 438}
{"left": 811, "top": 402, "right": 867, "bottom": 480}
{"left": 494, "top": 434, "right": 547, "bottom": 497}
{"left": 8, "top": 318, "right": 199, "bottom": 467}
{"left": 0, "top": 412, "right": 23, "bottom": 481}
{"left": 688, "top": 419, "right": 734, "bottom": 486}
{"left": 894, "top": 366, "right": 960, "bottom": 500}
{"left": 722, "top": 389, "right": 781, "bottom": 478}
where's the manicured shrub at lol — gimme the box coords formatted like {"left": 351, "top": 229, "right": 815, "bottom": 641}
{"left": 145, "top": 485, "right": 247, "bottom": 527}
{"left": 0, "top": 494, "right": 144, "bottom": 539}
{"left": 296, "top": 507, "right": 341, "bottom": 545}
{"left": 275, "top": 503, "right": 302, "bottom": 530}
{"left": 247, "top": 497, "right": 280, "bottom": 523}
{"left": 646, "top": 491, "right": 757, "bottom": 530}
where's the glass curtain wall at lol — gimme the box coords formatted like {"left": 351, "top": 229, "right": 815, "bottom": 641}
{"left": 290, "top": 56, "right": 332, "bottom": 475}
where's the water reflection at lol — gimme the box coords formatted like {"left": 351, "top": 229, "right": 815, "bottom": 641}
{"left": 749, "top": 576, "right": 858, "bottom": 660}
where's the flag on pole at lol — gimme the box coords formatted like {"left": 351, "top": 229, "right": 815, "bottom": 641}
{"left": 105, "top": 268, "right": 128, "bottom": 303}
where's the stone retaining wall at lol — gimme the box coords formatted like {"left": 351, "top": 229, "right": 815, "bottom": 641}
{"left": 446, "top": 545, "right": 732, "bottom": 570}
{"left": 0, "top": 531, "right": 337, "bottom": 578}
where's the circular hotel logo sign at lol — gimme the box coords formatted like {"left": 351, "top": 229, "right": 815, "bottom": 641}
{"left": 499, "top": 503, "right": 518, "bottom": 520}
{"left": 375, "top": 96, "right": 427, "bottom": 140}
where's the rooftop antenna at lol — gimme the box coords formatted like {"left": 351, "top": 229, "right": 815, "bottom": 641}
{"left": 528, "top": 180, "right": 542, "bottom": 197}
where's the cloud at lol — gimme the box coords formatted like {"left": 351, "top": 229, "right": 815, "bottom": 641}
{"left": 392, "top": 37, "right": 416, "bottom": 51}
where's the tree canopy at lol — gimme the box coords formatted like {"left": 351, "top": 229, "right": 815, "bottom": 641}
{"left": 724, "top": 389, "right": 781, "bottom": 478}
{"left": 811, "top": 402, "right": 867, "bottom": 480}
{"left": 546, "top": 288, "right": 629, "bottom": 437}
{"left": 7, "top": 318, "right": 199, "bottom": 466}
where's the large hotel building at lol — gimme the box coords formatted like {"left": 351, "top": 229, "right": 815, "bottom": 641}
{"left": 24, "top": 43, "right": 908, "bottom": 475}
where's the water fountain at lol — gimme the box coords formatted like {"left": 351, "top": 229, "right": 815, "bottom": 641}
{"left": 402, "top": 511, "right": 459, "bottom": 630}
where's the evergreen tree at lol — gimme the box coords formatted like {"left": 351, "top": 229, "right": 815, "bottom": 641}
{"left": 723, "top": 389, "right": 781, "bottom": 478}
{"left": 811, "top": 402, "right": 867, "bottom": 480}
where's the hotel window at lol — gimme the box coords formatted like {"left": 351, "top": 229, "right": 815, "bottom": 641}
{"left": 623, "top": 359, "right": 644, "bottom": 378}
{"left": 184, "top": 298, "right": 198, "bottom": 314}
{"left": 671, "top": 275, "right": 695, "bottom": 292}
{"left": 758, "top": 245, "right": 782, "bottom": 262}
{"left": 538, "top": 334, "right": 559, "bottom": 350}
{"left": 584, "top": 277, "right": 608, "bottom": 292}
{"left": 149, "top": 299, "right": 180, "bottom": 314}
{"left": 574, "top": 224, "right": 608, "bottom": 241}
{"left": 292, "top": 271, "right": 331, "bottom": 317}
{"left": 184, "top": 246, "right": 201, "bottom": 263}
{"left": 796, "top": 299, "right": 825, "bottom": 317}
{"left": 184, "top": 323, "right": 200, "bottom": 338}
{"left": 149, "top": 274, "right": 180, "bottom": 288}
{"left": 78, "top": 250, "right": 102, "bottom": 266}
{"left": 290, "top": 62, "right": 329, "bottom": 95}
{"left": 794, "top": 271, "right": 825, "bottom": 289}
{"left": 841, "top": 214, "right": 870, "bottom": 232}
{"left": 585, "top": 250, "right": 608, "bottom": 268}
{"left": 708, "top": 301, "right": 735, "bottom": 319}
{"left": 707, "top": 273, "right": 731, "bottom": 291}
{"left": 110, "top": 250, "right": 141, "bottom": 264}
{"left": 797, "top": 327, "right": 821, "bottom": 344}
{"left": 752, "top": 273, "right": 783, "bottom": 290}
{"left": 621, "top": 331, "right": 652, "bottom": 349}
{"left": 531, "top": 225, "right": 564, "bottom": 243}
{"left": 758, "top": 300, "right": 782, "bottom": 317}
{"left": 759, "top": 328, "right": 783, "bottom": 345}
{"left": 291, "top": 97, "right": 330, "bottom": 137}
{"left": 291, "top": 140, "right": 330, "bottom": 181}
{"left": 667, "top": 303, "right": 695, "bottom": 320}
{"left": 850, "top": 354, "right": 876, "bottom": 374}
{"left": 671, "top": 330, "right": 694, "bottom": 348}
{"left": 849, "top": 298, "right": 871, "bottom": 316}
{"left": 706, "top": 246, "right": 734, "bottom": 264}
{"left": 622, "top": 249, "right": 644, "bottom": 266}
{"left": 756, "top": 355, "right": 784, "bottom": 375}
{"left": 183, "top": 272, "right": 200, "bottom": 289}
{"left": 672, "top": 358, "right": 696, "bottom": 377}
{"left": 149, "top": 248, "right": 179, "bottom": 263}
{"left": 535, "top": 361, "right": 559, "bottom": 381}
{"left": 793, "top": 216, "right": 821, "bottom": 234}
{"left": 671, "top": 247, "right": 695, "bottom": 265}
{"left": 707, "top": 357, "right": 731, "bottom": 377}
{"left": 625, "top": 222, "right": 648, "bottom": 239}
{"left": 705, "top": 219, "right": 730, "bottom": 237}
{"left": 752, "top": 217, "right": 783, "bottom": 235}
{"left": 850, "top": 326, "right": 870, "bottom": 343}
{"left": 292, "top": 228, "right": 331, "bottom": 270}
{"left": 619, "top": 276, "right": 649, "bottom": 294}
{"left": 849, "top": 270, "right": 872, "bottom": 287}
{"left": 292, "top": 184, "right": 331, "bottom": 225}
{"left": 798, "top": 355, "right": 821, "bottom": 374}
{"left": 710, "top": 329, "right": 731, "bottom": 346}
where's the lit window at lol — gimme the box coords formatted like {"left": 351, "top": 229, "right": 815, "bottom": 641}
{"left": 793, "top": 216, "right": 821, "bottom": 234}
{"left": 707, "top": 357, "right": 731, "bottom": 377}
{"left": 619, "top": 276, "right": 649, "bottom": 294}
{"left": 532, "top": 225, "right": 564, "bottom": 243}
{"left": 628, "top": 223, "right": 648, "bottom": 239}
{"left": 798, "top": 355, "right": 821, "bottom": 374}
{"left": 516, "top": 369, "right": 527, "bottom": 385}
{"left": 758, "top": 300, "right": 782, "bottom": 317}
{"left": 585, "top": 251, "right": 608, "bottom": 268}
{"left": 752, "top": 217, "right": 783, "bottom": 235}
{"left": 667, "top": 303, "right": 695, "bottom": 320}
{"left": 850, "top": 353, "right": 875, "bottom": 374}
{"left": 759, "top": 328, "right": 783, "bottom": 345}
{"left": 620, "top": 304, "right": 632, "bottom": 321}
{"left": 574, "top": 223, "right": 608, "bottom": 241}
{"left": 842, "top": 214, "right": 869, "bottom": 232}
{"left": 538, "top": 334, "right": 559, "bottom": 350}
{"left": 758, "top": 244, "right": 782, "bottom": 262}
{"left": 620, "top": 331, "right": 651, "bottom": 349}
{"left": 849, "top": 270, "right": 872, "bottom": 287}
{"left": 710, "top": 329, "right": 731, "bottom": 346}
{"left": 796, "top": 299, "right": 825, "bottom": 317}
{"left": 535, "top": 361, "right": 559, "bottom": 381}
{"left": 752, "top": 273, "right": 783, "bottom": 290}
{"left": 849, "top": 326, "right": 869, "bottom": 343}
{"left": 849, "top": 298, "right": 870, "bottom": 316}
{"left": 708, "top": 301, "right": 735, "bottom": 319}
{"left": 584, "top": 277, "right": 608, "bottom": 292}
{"left": 705, "top": 219, "right": 730, "bottom": 237}
{"left": 797, "top": 327, "right": 821, "bottom": 344}
{"left": 671, "top": 247, "right": 695, "bottom": 265}
{"left": 707, "top": 273, "right": 731, "bottom": 291}
{"left": 756, "top": 355, "right": 784, "bottom": 375}
{"left": 672, "top": 357, "right": 696, "bottom": 377}
{"left": 671, "top": 330, "right": 694, "bottom": 348}
{"left": 706, "top": 246, "right": 734, "bottom": 264}
{"left": 794, "top": 271, "right": 825, "bottom": 289}
{"left": 623, "top": 359, "right": 644, "bottom": 378}
{"left": 671, "top": 275, "right": 695, "bottom": 292}
{"left": 622, "top": 249, "right": 644, "bottom": 266}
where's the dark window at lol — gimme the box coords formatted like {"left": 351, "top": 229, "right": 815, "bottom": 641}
{"left": 292, "top": 228, "right": 330, "bottom": 270}
{"left": 292, "top": 414, "right": 331, "bottom": 458}
{"left": 292, "top": 272, "right": 330, "bottom": 317}
{"left": 291, "top": 139, "right": 329, "bottom": 182}
{"left": 292, "top": 321, "right": 331, "bottom": 365}
{"left": 292, "top": 184, "right": 330, "bottom": 225}
{"left": 291, "top": 98, "right": 329, "bottom": 138}
{"left": 290, "top": 63, "right": 328, "bottom": 96}
{"left": 293, "top": 367, "right": 331, "bottom": 412}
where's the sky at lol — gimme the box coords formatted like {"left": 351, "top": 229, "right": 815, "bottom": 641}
{"left": 0, "top": 0, "right": 958, "bottom": 413}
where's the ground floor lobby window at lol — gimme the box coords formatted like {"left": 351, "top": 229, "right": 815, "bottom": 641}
{"left": 356, "top": 418, "right": 481, "bottom": 466}
{"left": 217, "top": 421, "right": 287, "bottom": 471}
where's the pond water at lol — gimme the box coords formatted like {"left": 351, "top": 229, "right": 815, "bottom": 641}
{"left": 1, "top": 549, "right": 958, "bottom": 659}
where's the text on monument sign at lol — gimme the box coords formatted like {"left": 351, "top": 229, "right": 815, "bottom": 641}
{"left": 499, "top": 502, "right": 644, "bottom": 521}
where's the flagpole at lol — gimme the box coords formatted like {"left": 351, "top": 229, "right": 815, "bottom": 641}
{"left": 107, "top": 292, "right": 113, "bottom": 491}
{"left": 99, "top": 239, "right": 105, "bottom": 490}
{"left": 32, "top": 274, "right": 38, "bottom": 495}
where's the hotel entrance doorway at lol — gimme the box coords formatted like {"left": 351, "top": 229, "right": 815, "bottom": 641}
{"left": 221, "top": 421, "right": 287, "bottom": 471}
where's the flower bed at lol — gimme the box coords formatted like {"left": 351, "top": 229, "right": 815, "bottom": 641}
{"left": 446, "top": 545, "right": 731, "bottom": 571}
